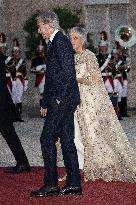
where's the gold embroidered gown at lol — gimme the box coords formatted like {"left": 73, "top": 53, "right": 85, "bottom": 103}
{"left": 75, "top": 49, "right": 136, "bottom": 182}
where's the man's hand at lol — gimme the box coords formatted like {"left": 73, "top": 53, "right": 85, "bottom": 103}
{"left": 40, "top": 107, "right": 47, "bottom": 117}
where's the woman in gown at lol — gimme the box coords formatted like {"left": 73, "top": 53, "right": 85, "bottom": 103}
{"left": 59, "top": 27, "right": 136, "bottom": 182}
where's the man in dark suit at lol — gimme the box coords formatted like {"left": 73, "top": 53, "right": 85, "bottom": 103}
{"left": 0, "top": 51, "right": 30, "bottom": 174}
{"left": 31, "top": 11, "right": 82, "bottom": 197}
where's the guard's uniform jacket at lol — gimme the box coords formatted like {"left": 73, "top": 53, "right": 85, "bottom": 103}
{"left": 31, "top": 55, "right": 46, "bottom": 95}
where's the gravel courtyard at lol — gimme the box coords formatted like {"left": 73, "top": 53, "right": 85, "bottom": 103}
{"left": 0, "top": 116, "right": 136, "bottom": 167}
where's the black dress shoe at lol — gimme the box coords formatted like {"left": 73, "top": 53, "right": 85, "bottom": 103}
{"left": 4, "top": 164, "right": 31, "bottom": 174}
{"left": 30, "top": 185, "right": 60, "bottom": 197}
{"left": 60, "top": 185, "right": 82, "bottom": 195}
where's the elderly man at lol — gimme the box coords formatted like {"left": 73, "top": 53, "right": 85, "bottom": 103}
{"left": 31, "top": 11, "right": 82, "bottom": 197}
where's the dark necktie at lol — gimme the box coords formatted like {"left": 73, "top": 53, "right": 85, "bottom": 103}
{"left": 47, "top": 40, "right": 51, "bottom": 52}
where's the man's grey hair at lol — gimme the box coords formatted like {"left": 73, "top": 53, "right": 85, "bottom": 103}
{"left": 69, "top": 27, "right": 88, "bottom": 47}
{"left": 37, "top": 11, "right": 60, "bottom": 30}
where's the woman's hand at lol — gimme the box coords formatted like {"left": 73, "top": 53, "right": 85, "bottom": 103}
{"left": 77, "top": 77, "right": 90, "bottom": 85}
{"left": 77, "top": 78, "right": 84, "bottom": 84}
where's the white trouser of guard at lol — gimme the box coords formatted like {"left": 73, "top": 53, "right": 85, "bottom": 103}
{"left": 38, "top": 76, "right": 45, "bottom": 95}
{"left": 12, "top": 78, "right": 24, "bottom": 104}
{"left": 104, "top": 79, "right": 114, "bottom": 94}
{"left": 113, "top": 79, "right": 123, "bottom": 102}
{"left": 122, "top": 80, "right": 128, "bottom": 98}
{"left": 24, "top": 80, "right": 28, "bottom": 92}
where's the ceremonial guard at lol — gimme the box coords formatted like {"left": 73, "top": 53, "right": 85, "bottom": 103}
{"left": 31, "top": 41, "right": 46, "bottom": 106}
{"left": 5, "top": 38, "right": 28, "bottom": 122}
{"left": 112, "top": 41, "right": 131, "bottom": 118}
{"left": 97, "top": 41, "right": 114, "bottom": 93}
{"left": 112, "top": 48, "right": 124, "bottom": 120}
{"left": 120, "top": 52, "right": 131, "bottom": 117}
{"left": 97, "top": 31, "right": 114, "bottom": 93}
{"left": 96, "top": 36, "right": 119, "bottom": 116}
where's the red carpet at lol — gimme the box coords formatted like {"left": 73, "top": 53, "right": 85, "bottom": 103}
{"left": 0, "top": 167, "right": 136, "bottom": 205}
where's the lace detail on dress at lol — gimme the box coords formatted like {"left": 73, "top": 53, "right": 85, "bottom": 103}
{"left": 75, "top": 49, "right": 136, "bottom": 182}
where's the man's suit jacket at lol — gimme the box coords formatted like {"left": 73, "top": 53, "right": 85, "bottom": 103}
{"left": 0, "top": 52, "right": 16, "bottom": 123}
{"left": 41, "top": 31, "right": 80, "bottom": 111}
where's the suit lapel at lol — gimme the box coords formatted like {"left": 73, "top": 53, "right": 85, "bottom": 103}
{"left": 47, "top": 31, "right": 62, "bottom": 59}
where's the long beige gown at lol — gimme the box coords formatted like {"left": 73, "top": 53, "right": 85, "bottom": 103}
{"left": 57, "top": 49, "right": 136, "bottom": 182}
{"left": 74, "top": 49, "right": 136, "bottom": 182}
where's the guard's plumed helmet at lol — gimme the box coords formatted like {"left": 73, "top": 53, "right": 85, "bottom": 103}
{"left": 0, "top": 32, "right": 7, "bottom": 47}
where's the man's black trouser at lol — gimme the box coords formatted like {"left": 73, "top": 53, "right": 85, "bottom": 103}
{"left": 0, "top": 121, "right": 29, "bottom": 165}
{"left": 40, "top": 102, "right": 81, "bottom": 187}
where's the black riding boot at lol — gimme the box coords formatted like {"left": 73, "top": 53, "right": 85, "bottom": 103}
{"left": 16, "top": 103, "right": 24, "bottom": 122}
{"left": 121, "top": 97, "right": 129, "bottom": 117}
{"left": 118, "top": 102, "right": 123, "bottom": 120}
